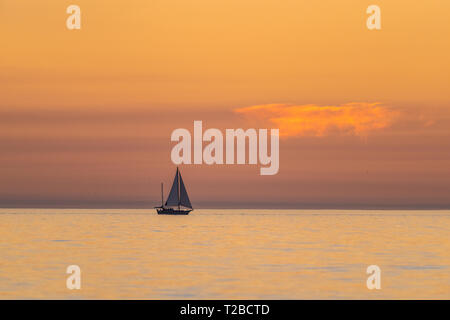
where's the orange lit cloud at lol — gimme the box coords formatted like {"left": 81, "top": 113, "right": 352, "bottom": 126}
{"left": 234, "top": 103, "right": 400, "bottom": 138}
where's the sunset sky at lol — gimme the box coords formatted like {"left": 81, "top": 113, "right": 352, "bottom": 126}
{"left": 1, "top": 0, "right": 449, "bottom": 208}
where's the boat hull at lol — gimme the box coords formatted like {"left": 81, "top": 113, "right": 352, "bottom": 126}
{"left": 156, "top": 207, "right": 192, "bottom": 215}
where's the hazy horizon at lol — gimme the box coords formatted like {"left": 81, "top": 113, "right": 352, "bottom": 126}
{"left": 2, "top": 203, "right": 450, "bottom": 210}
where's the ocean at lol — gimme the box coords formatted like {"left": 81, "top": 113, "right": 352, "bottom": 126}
{"left": 0, "top": 209, "right": 449, "bottom": 299}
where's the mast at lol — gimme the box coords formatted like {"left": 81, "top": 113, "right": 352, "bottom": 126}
{"left": 177, "top": 167, "right": 180, "bottom": 210}
{"left": 161, "top": 182, "right": 164, "bottom": 207}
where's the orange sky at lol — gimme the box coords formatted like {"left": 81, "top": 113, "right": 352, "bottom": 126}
{"left": 1, "top": 1, "right": 449, "bottom": 208}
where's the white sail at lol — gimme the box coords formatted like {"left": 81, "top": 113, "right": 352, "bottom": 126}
{"left": 179, "top": 173, "right": 192, "bottom": 208}
{"left": 165, "top": 168, "right": 179, "bottom": 207}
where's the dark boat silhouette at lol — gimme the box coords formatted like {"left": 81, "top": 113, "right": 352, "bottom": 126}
{"left": 155, "top": 167, "right": 193, "bottom": 215}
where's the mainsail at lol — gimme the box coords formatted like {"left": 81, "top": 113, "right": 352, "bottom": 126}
{"left": 164, "top": 168, "right": 192, "bottom": 209}
{"left": 179, "top": 173, "right": 192, "bottom": 208}
{"left": 165, "top": 169, "right": 179, "bottom": 206}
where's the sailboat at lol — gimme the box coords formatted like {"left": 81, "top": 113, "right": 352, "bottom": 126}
{"left": 155, "top": 167, "right": 193, "bottom": 215}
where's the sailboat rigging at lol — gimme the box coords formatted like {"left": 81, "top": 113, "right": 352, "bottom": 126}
{"left": 155, "top": 167, "right": 193, "bottom": 215}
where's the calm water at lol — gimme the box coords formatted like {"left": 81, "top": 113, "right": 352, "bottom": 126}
{"left": 0, "top": 209, "right": 449, "bottom": 299}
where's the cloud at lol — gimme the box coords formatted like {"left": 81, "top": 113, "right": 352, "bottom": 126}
{"left": 234, "top": 102, "right": 400, "bottom": 138}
